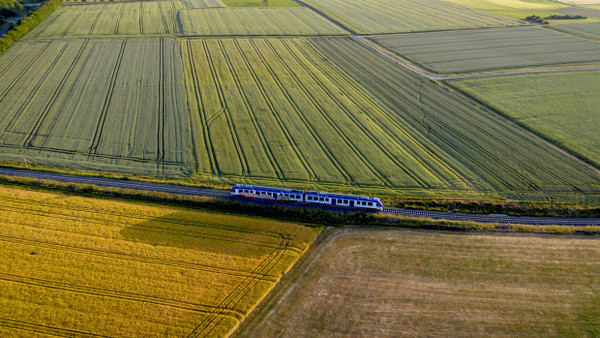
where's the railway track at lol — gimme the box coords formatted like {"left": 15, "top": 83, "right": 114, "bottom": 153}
{"left": 1, "top": 167, "right": 599, "bottom": 226}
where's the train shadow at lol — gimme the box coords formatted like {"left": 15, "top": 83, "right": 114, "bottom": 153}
{"left": 119, "top": 211, "right": 274, "bottom": 258}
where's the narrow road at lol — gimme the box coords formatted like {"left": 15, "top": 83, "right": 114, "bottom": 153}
{"left": 2, "top": 167, "right": 599, "bottom": 226}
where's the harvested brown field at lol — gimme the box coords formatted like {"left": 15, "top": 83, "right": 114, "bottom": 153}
{"left": 237, "top": 228, "right": 600, "bottom": 336}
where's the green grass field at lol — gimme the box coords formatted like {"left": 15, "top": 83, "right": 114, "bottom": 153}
{"left": 0, "top": 39, "right": 192, "bottom": 176}
{"left": 24, "top": 1, "right": 182, "bottom": 39}
{"left": 178, "top": 8, "right": 346, "bottom": 36}
{"left": 299, "top": 0, "right": 520, "bottom": 34}
{"left": 551, "top": 21, "right": 600, "bottom": 39}
{"left": 450, "top": 71, "right": 600, "bottom": 168}
{"left": 369, "top": 26, "right": 600, "bottom": 74}
{"left": 0, "top": 185, "right": 320, "bottom": 337}
{"left": 238, "top": 228, "right": 600, "bottom": 336}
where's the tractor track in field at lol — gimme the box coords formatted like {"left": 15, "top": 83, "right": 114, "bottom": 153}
{"left": 1, "top": 167, "right": 600, "bottom": 226}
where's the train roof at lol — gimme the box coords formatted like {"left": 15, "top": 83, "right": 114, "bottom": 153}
{"left": 232, "top": 184, "right": 381, "bottom": 203}
{"left": 304, "top": 190, "right": 381, "bottom": 202}
{"left": 232, "top": 184, "right": 303, "bottom": 194}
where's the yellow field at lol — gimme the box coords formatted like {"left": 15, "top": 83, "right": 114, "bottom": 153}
{"left": 0, "top": 185, "right": 320, "bottom": 337}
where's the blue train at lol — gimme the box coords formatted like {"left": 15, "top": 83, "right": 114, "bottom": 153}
{"left": 230, "top": 184, "right": 384, "bottom": 211}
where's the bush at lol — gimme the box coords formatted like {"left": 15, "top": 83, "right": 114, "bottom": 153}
{"left": 524, "top": 15, "right": 548, "bottom": 24}
{"left": 0, "top": 0, "right": 61, "bottom": 54}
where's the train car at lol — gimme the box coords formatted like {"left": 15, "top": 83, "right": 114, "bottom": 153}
{"left": 230, "top": 184, "right": 384, "bottom": 211}
{"left": 304, "top": 191, "right": 383, "bottom": 211}
{"left": 230, "top": 184, "right": 303, "bottom": 202}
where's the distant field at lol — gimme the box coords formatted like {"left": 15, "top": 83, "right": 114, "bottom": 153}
{"left": 553, "top": 5, "right": 600, "bottom": 18}
{"left": 552, "top": 21, "right": 600, "bottom": 39}
{"left": 24, "top": 1, "right": 182, "bottom": 39}
{"left": 558, "top": 0, "right": 600, "bottom": 4}
{"left": 238, "top": 228, "right": 600, "bottom": 336}
{"left": 0, "top": 39, "right": 192, "bottom": 176}
{"left": 0, "top": 185, "right": 319, "bottom": 337}
{"left": 221, "top": 0, "right": 300, "bottom": 7}
{"left": 307, "top": 37, "right": 600, "bottom": 201}
{"left": 450, "top": 71, "right": 600, "bottom": 168}
{"left": 180, "top": 36, "right": 600, "bottom": 201}
{"left": 299, "top": 0, "right": 520, "bottom": 34}
{"left": 369, "top": 26, "right": 600, "bottom": 74}
{"left": 178, "top": 8, "right": 346, "bottom": 36}
{"left": 443, "top": 0, "right": 567, "bottom": 19}
{"left": 181, "top": 0, "right": 225, "bottom": 9}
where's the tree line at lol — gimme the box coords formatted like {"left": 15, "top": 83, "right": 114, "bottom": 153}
{"left": 0, "top": 0, "right": 60, "bottom": 54}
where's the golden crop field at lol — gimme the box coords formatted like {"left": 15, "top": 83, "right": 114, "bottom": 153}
{"left": 0, "top": 185, "right": 320, "bottom": 337}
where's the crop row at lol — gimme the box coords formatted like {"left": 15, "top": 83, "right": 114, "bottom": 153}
{"left": 24, "top": 1, "right": 183, "bottom": 39}
{"left": 370, "top": 26, "right": 600, "bottom": 74}
{"left": 181, "top": 0, "right": 226, "bottom": 9}
{"left": 299, "top": 0, "right": 520, "bottom": 34}
{"left": 308, "top": 37, "right": 600, "bottom": 201}
{"left": 178, "top": 8, "right": 347, "bottom": 36}
{"left": 450, "top": 71, "right": 600, "bottom": 171}
{"left": 0, "top": 39, "right": 192, "bottom": 176}
{"left": 181, "top": 38, "right": 484, "bottom": 193}
{"left": 551, "top": 22, "right": 600, "bottom": 40}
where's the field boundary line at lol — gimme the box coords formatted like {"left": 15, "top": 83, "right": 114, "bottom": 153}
{"left": 422, "top": 74, "right": 589, "bottom": 190}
